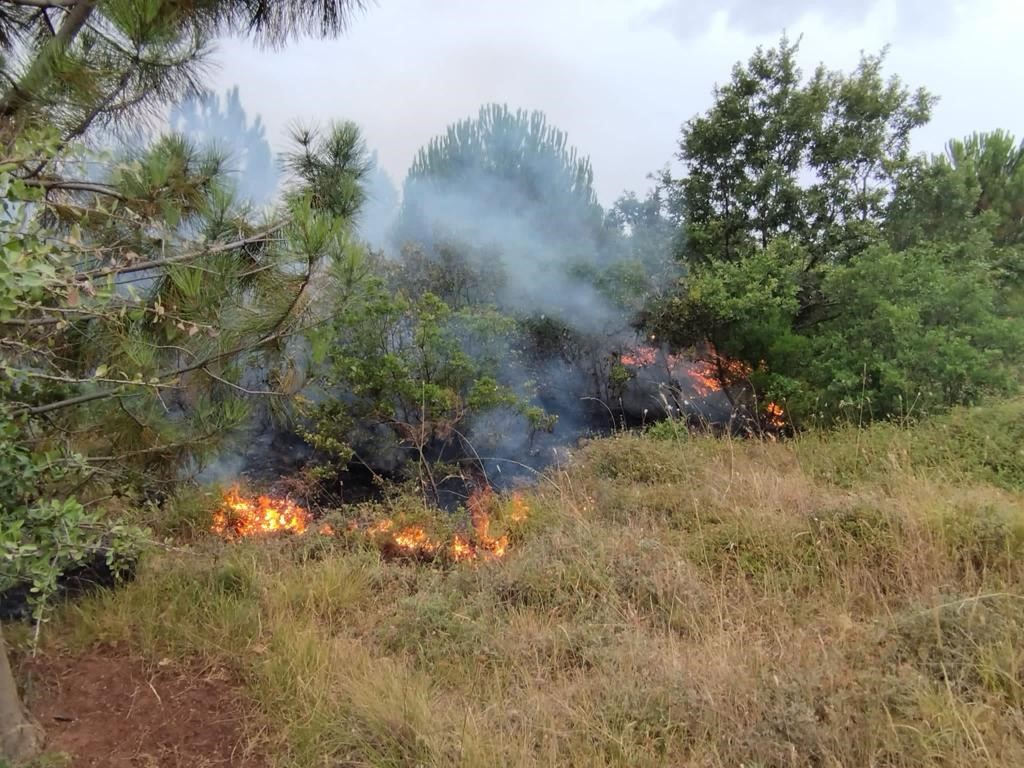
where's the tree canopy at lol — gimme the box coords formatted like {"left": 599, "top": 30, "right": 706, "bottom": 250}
{"left": 651, "top": 38, "right": 1022, "bottom": 423}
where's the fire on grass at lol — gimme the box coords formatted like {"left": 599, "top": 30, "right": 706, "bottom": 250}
{"left": 210, "top": 485, "right": 528, "bottom": 563}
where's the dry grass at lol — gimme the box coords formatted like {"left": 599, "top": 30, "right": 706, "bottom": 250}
{"left": 25, "top": 402, "right": 1024, "bottom": 767}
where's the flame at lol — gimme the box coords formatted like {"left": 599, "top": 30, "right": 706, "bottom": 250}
{"left": 682, "top": 353, "right": 752, "bottom": 396}
{"left": 392, "top": 526, "right": 438, "bottom": 556}
{"left": 467, "top": 487, "right": 509, "bottom": 559}
{"left": 449, "top": 533, "right": 475, "bottom": 562}
{"left": 365, "top": 519, "right": 394, "bottom": 536}
{"left": 211, "top": 487, "right": 310, "bottom": 538}
{"left": 765, "top": 402, "right": 786, "bottom": 429}
{"left": 212, "top": 485, "right": 530, "bottom": 564}
{"left": 620, "top": 345, "right": 658, "bottom": 368}
{"left": 686, "top": 360, "right": 722, "bottom": 396}
{"left": 508, "top": 491, "right": 529, "bottom": 523}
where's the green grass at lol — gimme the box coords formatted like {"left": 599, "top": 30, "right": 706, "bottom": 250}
{"left": 21, "top": 400, "right": 1024, "bottom": 767}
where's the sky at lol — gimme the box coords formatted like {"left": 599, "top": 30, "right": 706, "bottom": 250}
{"left": 209, "top": 0, "right": 1023, "bottom": 205}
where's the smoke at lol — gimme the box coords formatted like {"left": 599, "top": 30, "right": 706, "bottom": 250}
{"left": 371, "top": 105, "right": 681, "bottom": 484}
{"left": 357, "top": 151, "right": 401, "bottom": 250}
{"left": 650, "top": 0, "right": 958, "bottom": 39}
{"left": 169, "top": 86, "right": 280, "bottom": 206}
{"left": 200, "top": 104, "right": 717, "bottom": 495}
{"left": 395, "top": 180, "right": 622, "bottom": 332}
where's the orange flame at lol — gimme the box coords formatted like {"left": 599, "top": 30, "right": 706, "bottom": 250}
{"left": 213, "top": 485, "right": 530, "bottom": 564}
{"left": 449, "top": 533, "right": 476, "bottom": 562}
{"left": 620, "top": 345, "right": 658, "bottom": 368}
{"left": 467, "top": 487, "right": 510, "bottom": 559}
{"left": 508, "top": 491, "right": 529, "bottom": 523}
{"left": 211, "top": 487, "right": 310, "bottom": 538}
{"left": 765, "top": 402, "right": 786, "bottom": 429}
{"left": 392, "top": 526, "right": 438, "bottom": 556}
{"left": 683, "top": 353, "right": 752, "bottom": 396}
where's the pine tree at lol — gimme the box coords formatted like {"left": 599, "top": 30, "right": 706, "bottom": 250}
{"left": 0, "top": 2, "right": 369, "bottom": 762}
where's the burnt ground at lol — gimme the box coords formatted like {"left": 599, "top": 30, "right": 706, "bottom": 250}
{"left": 23, "top": 649, "right": 265, "bottom": 767}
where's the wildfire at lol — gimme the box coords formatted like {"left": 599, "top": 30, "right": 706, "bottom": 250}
{"left": 620, "top": 345, "right": 658, "bottom": 368}
{"left": 684, "top": 354, "right": 753, "bottom": 396}
{"left": 392, "top": 526, "right": 438, "bottom": 555}
{"left": 212, "top": 485, "right": 529, "bottom": 564}
{"left": 450, "top": 534, "right": 475, "bottom": 562}
{"left": 211, "top": 487, "right": 310, "bottom": 538}
{"left": 348, "top": 486, "right": 524, "bottom": 562}
{"left": 685, "top": 360, "right": 722, "bottom": 397}
{"left": 508, "top": 491, "right": 529, "bottom": 523}
{"left": 765, "top": 402, "right": 786, "bottom": 429}
{"left": 465, "top": 487, "right": 510, "bottom": 558}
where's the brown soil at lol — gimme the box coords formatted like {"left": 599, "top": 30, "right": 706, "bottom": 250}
{"left": 23, "top": 649, "right": 264, "bottom": 767}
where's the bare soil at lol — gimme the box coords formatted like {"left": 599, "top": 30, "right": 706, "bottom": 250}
{"left": 24, "top": 649, "right": 264, "bottom": 767}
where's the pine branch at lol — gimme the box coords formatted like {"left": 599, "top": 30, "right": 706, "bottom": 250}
{"left": 22, "top": 176, "right": 125, "bottom": 199}
{"left": 0, "top": 1, "right": 78, "bottom": 8}
{"left": 76, "top": 222, "right": 286, "bottom": 281}
{"left": 0, "top": 0, "right": 96, "bottom": 120}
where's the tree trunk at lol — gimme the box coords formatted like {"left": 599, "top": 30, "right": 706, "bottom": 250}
{"left": 0, "top": 622, "right": 44, "bottom": 764}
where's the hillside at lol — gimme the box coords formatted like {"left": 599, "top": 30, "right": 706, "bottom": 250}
{"left": 11, "top": 401, "right": 1024, "bottom": 767}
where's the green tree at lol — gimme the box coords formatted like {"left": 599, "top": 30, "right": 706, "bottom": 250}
{"left": 398, "top": 103, "right": 603, "bottom": 248}
{"left": 302, "top": 280, "right": 521, "bottom": 503}
{"left": 393, "top": 104, "right": 638, "bottom": 416}
{"left": 653, "top": 40, "right": 1023, "bottom": 425}
{"left": 0, "top": 1, "right": 367, "bottom": 142}
{"left": 673, "top": 37, "right": 933, "bottom": 273}
{"left": 805, "top": 238, "right": 1023, "bottom": 419}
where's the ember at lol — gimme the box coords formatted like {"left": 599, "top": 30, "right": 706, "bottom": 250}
{"left": 211, "top": 487, "right": 310, "bottom": 538}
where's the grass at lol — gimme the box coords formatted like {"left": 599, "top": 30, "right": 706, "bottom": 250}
{"left": 18, "top": 399, "right": 1024, "bottom": 766}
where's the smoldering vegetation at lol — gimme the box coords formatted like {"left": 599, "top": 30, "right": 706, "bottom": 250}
{"left": 193, "top": 103, "right": 726, "bottom": 498}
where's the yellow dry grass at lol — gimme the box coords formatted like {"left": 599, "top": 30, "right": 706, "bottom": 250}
{"left": 30, "top": 402, "right": 1024, "bottom": 767}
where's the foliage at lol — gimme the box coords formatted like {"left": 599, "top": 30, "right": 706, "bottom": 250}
{"left": 652, "top": 38, "right": 1023, "bottom": 423}
{"left": 399, "top": 103, "right": 602, "bottom": 246}
{"left": 302, "top": 274, "right": 526, "bottom": 495}
{"left": 804, "top": 240, "right": 1023, "bottom": 419}
{"left": 0, "top": 14, "right": 371, "bottom": 749}
{"left": 0, "top": 0, "right": 368, "bottom": 142}
{"left": 0, "top": 414, "right": 145, "bottom": 623}
{"left": 672, "top": 37, "right": 932, "bottom": 270}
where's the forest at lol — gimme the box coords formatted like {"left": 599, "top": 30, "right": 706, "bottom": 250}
{"left": 1, "top": 2, "right": 1023, "bottom": 766}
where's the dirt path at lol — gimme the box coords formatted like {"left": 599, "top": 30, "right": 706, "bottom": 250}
{"left": 25, "top": 649, "right": 264, "bottom": 767}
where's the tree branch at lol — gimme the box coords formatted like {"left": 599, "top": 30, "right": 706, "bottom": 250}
{"left": 22, "top": 177, "right": 126, "bottom": 200}
{"left": 0, "top": 0, "right": 97, "bottom": 120}
{"left": 77, "top": 222, "right": 285, "bottom": 281}
{"left": 0, "top": 0, "right": 78, "bottom": 8}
